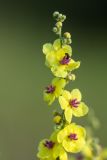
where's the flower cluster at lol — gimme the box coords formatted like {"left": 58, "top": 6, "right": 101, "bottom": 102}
{"left": 37, "top": 11, "right": 89, "bottom": 160}
{"left": 68, "top": 110, "right": 107, "bottom": 160}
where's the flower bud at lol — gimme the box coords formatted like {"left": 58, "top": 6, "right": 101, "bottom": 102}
{"left": 67, "top": 38, "right": 72, "bottom": 44}
{"left": 63, "top": 38, "right": 67, "bottom": 44}
{"left": 64, "top": 32, "right": 71, "bottom": 39}
{"left": 56, "top": 22, "right": 62, "bottom": 28}
{"left": 67, "top": 74, "right": 76, "bottom": 81}
{"left": 61, "top": 15, "right": 66, "bottom": 22}
{"left": 56, "top": 13, "right": 63, "bottom": 21}
{"left": 53, "top": 11, "right": 59, "bottom": 18}
{"left": 53, "top": 27, "right": 58, "bottom": 33}
{"left": 53, "top": 115, "right": 61, "bottom": 124}
{"left": 58, "top": 13, "right": 62, "bottom": 18}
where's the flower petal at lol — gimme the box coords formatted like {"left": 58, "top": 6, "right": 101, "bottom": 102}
{"left": 56, "top": 48, "right": 66, "bottom": 62}
{"left": 53, "top": 39, "right": 61, "bottom": 51}
{"left": 72, "top": 102, "right": 89, "bottom": 117}
{"left": 57, "top": 129, "right": 67, "bottom": 143}
{"left": 55, "top": 80, "right": 66, "bottom": 97}
{"left": 50, "top": 131, "right": 58, "bottom": 142}
{"left": 62, "top": 139, "right": 73, "bottom": 152}
{"left": 62, "top": 90, "right": 72, "bottom": 101}
{"left": 62, "top": 44, "right": 72, "bottom": 56}
{"left": 37, "top": 139, "right": 52, "bottom": 159}
{"left": 46, "top": 51, "right": 57, "bottom": 67}
{"left": 44, "top": 92, "right": 55, "bottom": 105}
{"left": 59, "top": 96, "right": 68, "bottom": 110}
{"left": 74, "top": 125, "right": 86, "bottom": 138}
{"left": 62, "top": 138, "right": 85, "bottom": 153}
{"left": 64, "top": 108, "right": 73, "bottom": 123}
{"left": 67, "top": 60, "right": 80, "bottom": 71}
{"left": 59, "top": 149, "right": 68, "bottom": 160}
{"left": 53, "top": 78, "right": 66, "bottom": 89}
{"left": 43, "top": 43, "right": 53, "bottom": 55}
{"left": 53, "top": 144, "right": 63, "bottom": 159}
{"left": 71, "top": 89, "right": 82, "bottom": 101}
{"left": 51, "top": 65, "right": 67, "bottom": 78}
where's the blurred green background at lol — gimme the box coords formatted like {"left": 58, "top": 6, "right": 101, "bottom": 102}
{"left": 0, "top": 0, "right": 107, "bottom": 160}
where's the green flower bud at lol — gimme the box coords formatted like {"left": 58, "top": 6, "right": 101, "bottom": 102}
{"left": 63, "top": 15, "right": 66, "bottom": 20}
{"left": 63, "top": 38, "right": 67, "bottom": 44}
{"left": 61, "top": 15, "right": 66, "bottom": 22}
{"left": 56, "top": 13, "right": 63, "bottom": 21}
{"left": 53, "top": 27, "right": 58, "bottom": 33}
{"left": 53, "top": 115, "right": 61, "bottom": 124}
{"left": 53, "top": 11, "right": 59, "bottom": 18}
{"left": 64, "top": 32, "right": 71, "bottom": 39}
{"left": 56, "top": 21, "right": 62, "bottom": 28}
{"left": 67, "top": 38, "right": 72, "bottom": 44}
{"left": 58, "top": 13, "right": 63, "bottom": 18}
{"left": 67, "top": 74, "right": 76, "bottom": 81}
{"left": 53, "top": 110, "right": 59, "bottom": 116}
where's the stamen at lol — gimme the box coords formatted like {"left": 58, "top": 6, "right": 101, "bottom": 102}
{"left": 46, "top": 85, "right": 55, "bottom": 93}
{"left": 44, "top": 140, "right": 55, "bottom": 149}
{"left": 68, "top": 133, "right": 78, "bottom": 140}
{"left": 60, "top": 53, "right": 71, "bottom": 65}
{"left": 69, "top": 98, "right": 80, "bottom": 108}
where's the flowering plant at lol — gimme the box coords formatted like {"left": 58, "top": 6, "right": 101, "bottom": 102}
{"left": 37, "top": 11, "right": 107, "bottom": 160}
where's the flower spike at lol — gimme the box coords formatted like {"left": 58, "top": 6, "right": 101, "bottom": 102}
{"left": 37, "top": 11, "right": 90, "bottom": 160}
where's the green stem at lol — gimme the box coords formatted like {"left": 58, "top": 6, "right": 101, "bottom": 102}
{"left": 59, "top": 27, "right": 63, "bottom": 46}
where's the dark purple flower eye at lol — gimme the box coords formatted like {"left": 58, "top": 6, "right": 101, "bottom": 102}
{"left": 68, "top": 133, "right": 78, "bottom": 140}
{"left": 45, "top": 85, "right": 55, "bottom": 93}
{"left": 44, "top": 140, "right": 55, "bottom": 149}
{"left": 60, "top": 53, "right": 71, "bottom": 65}
{"left": 69, "top": 99, "right": 80, "bottom": 108}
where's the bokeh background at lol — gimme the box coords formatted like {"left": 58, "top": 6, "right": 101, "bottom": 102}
{"left": 0, "top": 0, "right": 107, "bottom": 160}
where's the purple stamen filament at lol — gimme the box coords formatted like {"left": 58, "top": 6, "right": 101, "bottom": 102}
{"left": 46, "top": 85, "right": 55, "bottom": 93}
{"left": 68, "top": 133, "right": 78, "bottom": 140}
{"left": 69, "top": 98, "right": 80, "bottom": 108}
{"left": 60, "top": 53, "right": 71, "bottom": 65}
{"left": 44, "top": 140, "right": 55, "bottom": 149}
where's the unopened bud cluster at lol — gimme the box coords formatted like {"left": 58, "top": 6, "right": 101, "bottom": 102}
{"left": 53, "top": 11, "right": 72, "bottom": 45}
{"left": 63, "top": 32, "right": 72, "bottom": 44}
{"left": 52, "top": 11, "right": 66, "bottom": 36}
{"left": 53, "top": 11, "right": 66, "bottom": 22}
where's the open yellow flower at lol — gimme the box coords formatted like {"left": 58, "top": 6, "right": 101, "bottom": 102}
{"left": 37, "top": 131, "right": 68, "bottom": 160}
{"left": 44, "top": 78, "right": 66, "bottom": 105}
{"left": 43, "top": 39, "right": 80, "bottom": 78}
{"left": 59, "top": 89, "right": 89, "bottom": 123}
{"left": 57, "top": 123, "right": 86, "bottom": 153}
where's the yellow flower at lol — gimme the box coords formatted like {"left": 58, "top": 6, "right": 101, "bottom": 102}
{"left": 57, "top": 123, "right": 86, "bottom": 153}
{"left": 44, "top": 78, "right": 66, "bottom": 105}
{"left": 59, "top": 89, "right": 89, "bottom": 123}
{"left": 43, "top": 39, "right": 80, "bottom": 78}
{"left": 37, "top": 131, "right": 68, "bottom": 160}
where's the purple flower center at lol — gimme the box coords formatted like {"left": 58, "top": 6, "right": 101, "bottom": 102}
{"left": 69, "top": 98, "right": 80, "bottom": 108}
{"left": 46, "top": 85, "right": 55, "bottom": 93}
{"left": 68, "top": 133, "right": 78, "bottom": 140}
{"left": 60, "top": 53, "right": 71, "bottom": 65}
{"left": 44, "top": 140, "right": 55, "bottom": 149}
